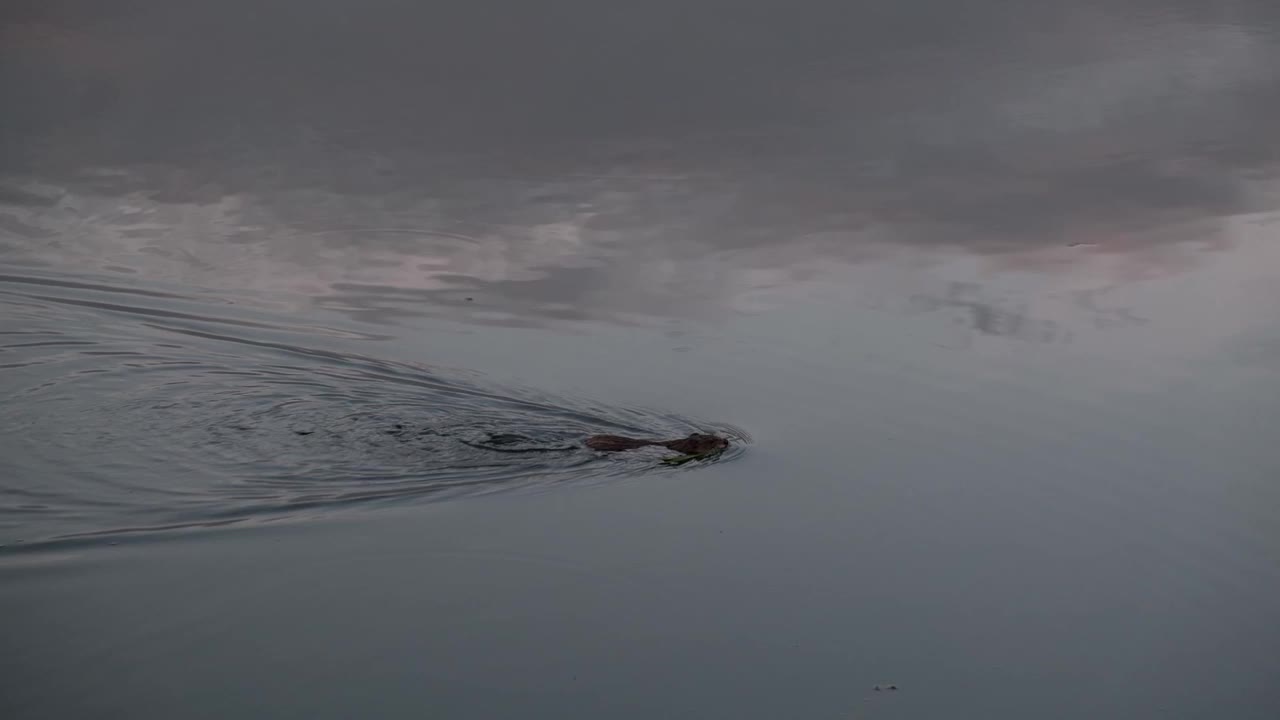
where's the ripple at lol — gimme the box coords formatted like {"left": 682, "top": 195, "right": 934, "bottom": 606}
{"left": 0, "top": 272, "right": 745, "bottom": 547}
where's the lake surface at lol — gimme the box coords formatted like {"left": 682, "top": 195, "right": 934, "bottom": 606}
{"left": 3, "top": 1, "right": 1279, "bottom": 717}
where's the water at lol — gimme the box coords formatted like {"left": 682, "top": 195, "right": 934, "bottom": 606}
{"left": 3, "top": 1, "right": 1280, "bottom": 718}
{"left": 0, "top": 271, "right": 746, "bottom": 544}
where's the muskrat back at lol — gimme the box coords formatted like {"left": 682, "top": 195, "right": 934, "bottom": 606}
{"left": 583, "top": 434, "right": 660, "bottom": 451}
{"left": 584, "top": 432, "right": 728, "bottom": 454}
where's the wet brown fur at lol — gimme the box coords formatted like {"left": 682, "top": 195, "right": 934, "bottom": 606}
{"left": 584, "top": 433, "right": 728, "bottom": 454}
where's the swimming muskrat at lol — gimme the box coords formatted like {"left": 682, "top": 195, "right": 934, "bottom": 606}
{"left": 463, "top": 431, "right": 729, "bottom": 464}
{"left": 584, "top": 433, "right": 728, "bottom": 455}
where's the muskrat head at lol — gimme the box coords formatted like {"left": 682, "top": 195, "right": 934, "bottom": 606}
{"left": 665, "top": 433, "right": 729, "bottom": 455}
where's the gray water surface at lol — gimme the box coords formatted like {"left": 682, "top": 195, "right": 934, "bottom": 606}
{"left": 2, "top": 1, "right": 1279, "bottom": 718}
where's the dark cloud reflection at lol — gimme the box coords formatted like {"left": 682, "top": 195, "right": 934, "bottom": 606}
{"left": 3, "top": 0, "right": 1280, "bottom": 329}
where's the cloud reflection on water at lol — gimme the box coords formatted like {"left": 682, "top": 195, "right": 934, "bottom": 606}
{"left": 2, "top": 0, "right": 1280, "bottom": 341}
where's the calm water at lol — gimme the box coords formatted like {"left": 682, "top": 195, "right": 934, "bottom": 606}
{"left": 3, "top": 1, "right": 1279, "bottom": 718}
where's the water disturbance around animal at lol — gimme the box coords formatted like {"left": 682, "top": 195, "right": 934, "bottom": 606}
{"left": 0, "top": 270, "right": 746, "bottom": 548}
